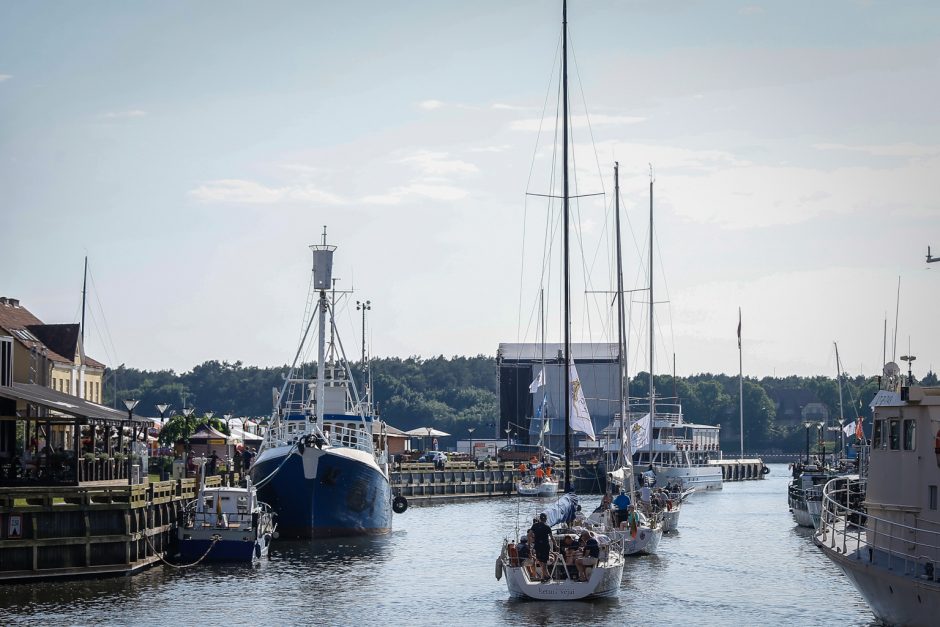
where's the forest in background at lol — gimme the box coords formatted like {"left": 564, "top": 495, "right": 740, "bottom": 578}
{"left": 104, "top": 356, "right": 938, "bottom": 454}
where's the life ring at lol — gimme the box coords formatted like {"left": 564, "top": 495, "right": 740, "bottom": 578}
{"left": 392, "top": 495, "right": 408, "bottom": 514}
{"left": 761, "top": 466, "right": 771, "bottom": 475}
{"left": 495, "top": 556, "right": 503, "bottom": 581}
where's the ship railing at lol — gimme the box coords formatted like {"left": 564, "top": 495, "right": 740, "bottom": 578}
{"left": 181, "top": 509, "right": 258, "bottom": 531}
{"left": 817, "top": 475, "right": 940, "bottom": 581}
{"left": 326, "top": 423, "right": 374, "bottom": 455}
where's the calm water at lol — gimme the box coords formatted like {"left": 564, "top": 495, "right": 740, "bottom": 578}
{"left": 0, "top": 464, "right": 874, "bottom": 625}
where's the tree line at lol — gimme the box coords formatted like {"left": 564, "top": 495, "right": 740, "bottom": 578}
{"left": 105, "top": 356, "right": 937, "bottom": 454}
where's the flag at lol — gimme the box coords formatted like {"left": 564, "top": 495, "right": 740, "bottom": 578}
{"left": 631, "top": 412, "right": 651, "bottom": 451}
{"left": 737, "top": 307, "right": 742, "bottom": 350}
{"left": 529, "top": 367, "right": 545, "bottom": 393}
{"left": 568, "top": 361, "right": 595, "bottom": 441}
{"left": 842, "top": 420, "right": 855, "bottom": 438}
{"left": 855, "top": 416, "right": 864, "bottom": 440}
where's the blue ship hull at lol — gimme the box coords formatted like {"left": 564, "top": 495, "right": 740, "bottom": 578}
{"left": 250, "top": 447, "right": 392, "bottom": 538}
{"left": 179, "top": 536, "right": 270, "bottom": 562}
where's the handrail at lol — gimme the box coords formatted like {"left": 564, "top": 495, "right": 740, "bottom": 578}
{"left": 817, "top": 476, "right": 940, "bottom": 577}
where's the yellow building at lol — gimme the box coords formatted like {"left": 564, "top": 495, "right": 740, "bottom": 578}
{"left": 0, "top": 297, "right": 105, "bottom": 401}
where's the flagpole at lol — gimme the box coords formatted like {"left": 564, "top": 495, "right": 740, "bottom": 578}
{"left": 738, "top": 307, "right": 743, "bottom": 459}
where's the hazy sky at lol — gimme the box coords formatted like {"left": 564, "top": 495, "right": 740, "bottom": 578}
{"left": 2, "top": 1, "right": 938, "bottom": 379}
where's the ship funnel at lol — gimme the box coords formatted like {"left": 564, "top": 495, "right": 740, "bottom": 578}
{"left": 310, "top": 227, "right": 337, "bottom": 291}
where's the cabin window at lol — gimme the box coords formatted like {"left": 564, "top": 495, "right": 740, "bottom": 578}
{"left": 929, "top": 486, "right": 938, "bottom": 511}
{"left": 903, "top": 419, "right": 916, "bottom": 451}
{"left": 872, "top": 420, "right": 884, "bottom": 449}
{"left": 888, "top": 419, "right": 901, "bottom": 450}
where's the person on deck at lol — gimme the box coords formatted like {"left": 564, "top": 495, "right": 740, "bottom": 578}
{"left": 535, "top": 466, "right": 544, "bottom": 485}
{"left": 575, "top": 531, "right": 600, "bottom": 581}
{"left": 530, "top": 512, "right": 553, "bottom": 582}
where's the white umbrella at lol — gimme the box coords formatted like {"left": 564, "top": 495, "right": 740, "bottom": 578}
{"left": 404, "top": 427, "right": 451, "bottom": 437}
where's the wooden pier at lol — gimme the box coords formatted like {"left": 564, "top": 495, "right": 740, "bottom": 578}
{"left": 391, "top": 460, "right": 598, "bottom": 502}
{"left": 710, "top": 458, "right": 768, "bottom": 481}
{"left": 0, "top": 477, "right": 222, "bottom": 582}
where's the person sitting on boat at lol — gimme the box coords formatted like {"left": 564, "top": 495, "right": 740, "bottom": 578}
{"left": 534, "top": 466, "right": 544, "bottom": 485}
{"left": 575, "top": 531, "right": 600, "bottom": 581}
{"left": 612, "top": 490, "right": 630, "bottom": 525}
{"left": 530, "top": 512, "right": 553, "bottom": 582}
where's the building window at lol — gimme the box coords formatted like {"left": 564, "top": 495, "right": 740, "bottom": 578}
{"left": 930, "top": 485, "right": 938, "bottom": 511}
{"left": 872, "top": 420, "right": 884, "bottom": 449}
{"left": 903, "top": 419, "right": 916, "bottom": 451}
{"left": 888, "top": 419, "right": 901, "bottom": 450}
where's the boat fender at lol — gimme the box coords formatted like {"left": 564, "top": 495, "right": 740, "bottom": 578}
{"left": 392, "top": 495, "right": 408, "bottom": 514}
{"left": 507, "top": 543, "right": 519, "bottom": 567}
{"left": 761, "top": 466, "right": 771, "bottom": 475}
{"left": 495, "top": 556, "right": 503, "bottom": 581}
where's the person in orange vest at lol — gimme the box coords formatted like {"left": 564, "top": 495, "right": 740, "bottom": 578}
{"left": 535, "top": 466, "right": 545, "bottom": 485}
{"left": 518, "top": 462, "right": 527, "bottom": 476}
{"left": 545, "top": 465, "right": 553, "bottom": 478}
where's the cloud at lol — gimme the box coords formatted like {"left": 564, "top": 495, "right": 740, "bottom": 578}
{"left": 189, "top": 179, "right": 345, "bottom": 205}
{"left": 362, "top": 183, "right": 468, "bottom": 205}
{"left": 418, "top": 99, "right": 444, "bottom": 110}
{"left": 397, "top": 150, "right": 478, "bottom": 175}
{"left": 470, "top": 145, "right": 512, "bottom": 153}
{"left": 492, "top": 103, "right": 535, "bottom": 111}
{"left": 100, "top": 109, "right": 147, "bottom": 119}
{"left": 813, "top": 142, "right": 940, "bottom": 158}
{"left": 0, "top": 74, "right": 11, "bottom": 82}
{"left": 510, "top": 114, "right": 646, "bottom": 132}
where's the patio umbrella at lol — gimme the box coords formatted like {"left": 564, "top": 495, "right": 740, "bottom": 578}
{"left": 404, "top": 427, "right": 451, "bottom": 451}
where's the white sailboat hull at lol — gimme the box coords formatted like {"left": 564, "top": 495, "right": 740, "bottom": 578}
{"left": 655, "top": 465, "right": 723, "bottom": 491}
{"left": 501, "top": 561, "right": 623, "bottom": 600}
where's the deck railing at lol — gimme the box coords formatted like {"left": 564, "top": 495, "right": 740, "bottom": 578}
{"left": 817, "top": 475, "right": 940, "bottom": 580}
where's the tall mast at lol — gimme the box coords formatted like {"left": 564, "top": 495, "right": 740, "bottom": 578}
{"left": 648, "top": 168, "right": 655, "bottom": 468}
{"left": 80, "top": 256, "right": 87, "bottom": 352}
{"left": 562, "top": 0, "right": 572, "bottom": 492}
{"left": 739, "top": 307, "right": 744, "bottom": 458}
{"left": 835, "top": 341, "right": 844, "bottom": 454}
{"left": 614, "top": 162, "right": 630, "bottom": 478}
{"left": 310, "top": 226, "right": 336, "bottom": 431}
{"left": 539, "top": 287, "right": 546, "bottom": 452}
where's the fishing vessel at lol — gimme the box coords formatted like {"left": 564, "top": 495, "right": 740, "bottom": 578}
{"left": 815, "top": 377, "right": 940, "bottom": 626}
{"left": 178, "top": 463, "right": 276, "bottom": 562}
{"left": 249, "top": 233, "right": 397, "bottom": 537}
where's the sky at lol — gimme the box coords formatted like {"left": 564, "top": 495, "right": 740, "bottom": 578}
{"left": 2, "top": 0, "right": 938, "bottom": 379}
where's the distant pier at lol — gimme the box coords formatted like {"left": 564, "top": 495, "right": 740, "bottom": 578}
{"left": 710, "top": 458, "right": 768, "bottom": 481}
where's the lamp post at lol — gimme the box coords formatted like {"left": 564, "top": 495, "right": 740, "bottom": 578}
{"left": 803, "top": 421, "right": 813, "bottom": 464}
{"left": 468, "top": 427, "right": 475, "bottom": 461}
{"left": 123, "top": 399, "right": 139, "bottom": 485}
{"left": 505, "top": 427, "right": 512, "bottom": 446}
{"left": 156, "top": 403, "right": 171, "bottom": 424}
{"left": 356, "top": 300, "right": 371, "bottom": 366}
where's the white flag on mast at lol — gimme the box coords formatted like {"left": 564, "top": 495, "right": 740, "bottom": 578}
{"left": 529, "top": 367, "right": 546, "bottom": 393}
{"left": 568, "top": 362, "right": 595, "bottom": 441}
{"left": 631, "top": 413, "right": 651, "bottom": 451}
{"left": 842, "top": 420, "right": 856, "bottom": 438}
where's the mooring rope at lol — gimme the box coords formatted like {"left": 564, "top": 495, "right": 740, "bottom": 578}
{"left": 144, "top": 532, "right": 220, "bottom": 569}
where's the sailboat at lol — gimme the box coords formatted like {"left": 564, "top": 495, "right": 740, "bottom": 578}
{"left": 249, "top": 231, "right": 398, "bottom": 537}
{"left": 496, "top": 0, "right": 624, "bottom": 600}
{"left": 590, "top": 162, "right": 663, "bottom": 555}
{"left": 629, "top": 171, "right": 723, "bottom": 492}
{"left": 517, "top": 290, "right": 559, "bottom": 498}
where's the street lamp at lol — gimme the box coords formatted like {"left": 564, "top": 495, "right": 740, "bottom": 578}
{"left": 505, "top": 427, "right": 512, "bottom": 446}
{"left": 468, "top": 427, "right": 475, "bottom": 461}
{"left": 182, "top": 407, "right": 195, "bottom": 419}
{"left": 802, "top": 421, "right": 813, "bottom": 464}
{"left": 356, "top": 300, "right": 371, "bottom": 366}
{"left": 123, "top": 399, "right": 139, "bottom": 485}
{"left": 156, "top": 403, "right": 171, "bottom": 424}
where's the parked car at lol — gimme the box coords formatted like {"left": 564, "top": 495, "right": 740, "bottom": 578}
{"left": 417, "top": 451, "right": 448, "bottom": 465}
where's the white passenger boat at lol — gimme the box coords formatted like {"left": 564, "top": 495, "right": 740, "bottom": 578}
{"left": 815, "top": 381, "right": 940, "bottom": 626}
